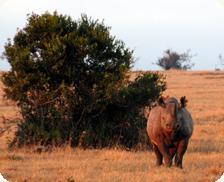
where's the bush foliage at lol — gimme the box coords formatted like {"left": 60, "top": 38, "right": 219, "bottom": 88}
{"left": 156, "top": 49, "right": 194, "bottom": 70}
{"left": 2, "top": 12, "right": 166, "bottom": 149}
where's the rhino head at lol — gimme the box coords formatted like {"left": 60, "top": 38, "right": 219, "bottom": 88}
{"left": 158, "top": 96, "right": 187, "bottom": 136}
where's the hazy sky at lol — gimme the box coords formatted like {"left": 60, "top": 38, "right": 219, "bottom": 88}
{"left": 1, "top": 0, "right": 224, "bottom": 70}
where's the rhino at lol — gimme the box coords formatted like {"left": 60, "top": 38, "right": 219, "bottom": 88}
{"left": 147, "top": 96, "right": 193, "bottom": 168}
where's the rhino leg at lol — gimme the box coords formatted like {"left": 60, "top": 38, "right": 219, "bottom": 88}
{"left": 175, "top": 139, "right": 189, "bottom": 169}
{"left": 157, "top": 143, "right": 172, "bottom": 167}
{"left": 152, "top": 143, "right": 163, "bottom": 166}
{"left": 169, "top": 147, "right": 177, "bottom": 165}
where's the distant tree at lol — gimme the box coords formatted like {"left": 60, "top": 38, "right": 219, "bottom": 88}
{"left": 2, "top": 12, "right": 166, "bottom": 149}
{"left": 156, "top": 49, "right": 195, "bottom": 70}
{"left": 218, "top": 54, "right": 224, "bottom": 66}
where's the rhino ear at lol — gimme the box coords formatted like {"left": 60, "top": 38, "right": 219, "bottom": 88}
{"left": 158, "top": 97, "right": 166, "bottom": 107}
{"left": 180, "top": 96, "right": 188, "bottom": 108}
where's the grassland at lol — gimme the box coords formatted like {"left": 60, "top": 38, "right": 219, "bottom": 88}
{"left": 0, "top": 70, "right": 224, "bottom": 182}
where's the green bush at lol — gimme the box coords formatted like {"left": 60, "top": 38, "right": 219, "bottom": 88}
{"left": 156, "top": 49, "right": 194, "bottom": 70}
{"left": 2, "top": 12, "right": 166, "bottom": 149}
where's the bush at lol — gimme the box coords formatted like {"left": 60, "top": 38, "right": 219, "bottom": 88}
{"left": 2, "top": 11, "right": 166, "bottom": 149}
{"left": 78, "top": 72, "right": 166, "bottom": 148}
{"left": 156, "top": 49, "right": 195, "bottom": 70}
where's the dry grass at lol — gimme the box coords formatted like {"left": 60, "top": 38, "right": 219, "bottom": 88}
{"left": 0, "top": 149, "right": 223, "bottom": 182}
{"left": 0, "top": 70, "right": 224, "bottom": 182}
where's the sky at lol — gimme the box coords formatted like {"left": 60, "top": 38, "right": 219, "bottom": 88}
{"left": 1, "top": 0, "right": 224, "bottom": 71}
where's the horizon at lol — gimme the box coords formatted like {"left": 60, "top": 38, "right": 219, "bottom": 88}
{"left": 1, "top": 0, "right": 224, "bottom": 71}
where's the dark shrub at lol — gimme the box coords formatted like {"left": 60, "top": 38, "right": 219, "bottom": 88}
{"left": 156, "top": 49, "right": 195, "bottom": 70}
{"left": 2, "top": 12, "right": 166, "bottom": 149}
